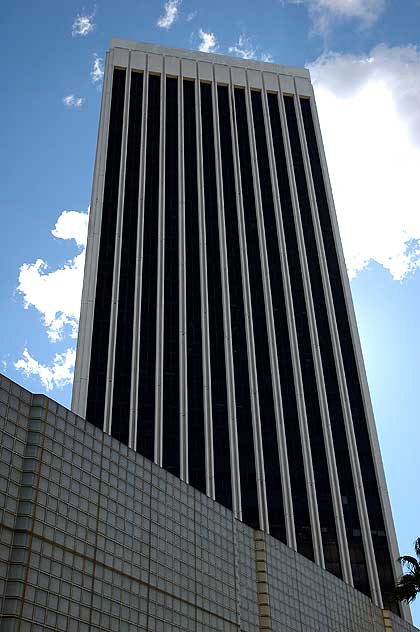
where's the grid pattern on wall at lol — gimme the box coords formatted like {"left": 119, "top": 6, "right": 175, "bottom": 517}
{"left": 1, "top": 374, "right": 418, "bottom": 631}
{"left": 71, "top": 40, "right": 403, "bottom": 614}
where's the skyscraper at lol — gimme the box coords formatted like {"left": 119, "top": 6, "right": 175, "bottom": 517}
{"left": 72, "top": 39, "right": 407, "bottom": 618}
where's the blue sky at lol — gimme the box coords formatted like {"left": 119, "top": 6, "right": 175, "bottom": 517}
{"left": 2, "top": 0, "right": 420, "bottom": 620}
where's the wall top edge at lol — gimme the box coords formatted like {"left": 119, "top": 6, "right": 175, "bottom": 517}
{"left": 109, "top": 37, "right": 311, "bottom": 80}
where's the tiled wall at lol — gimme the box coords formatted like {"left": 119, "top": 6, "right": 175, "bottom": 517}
{"left": 0, "top": 374, "right": 417, "bottom": 631}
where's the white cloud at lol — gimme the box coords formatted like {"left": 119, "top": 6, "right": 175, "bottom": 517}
{"left": 309, "top": 44, "right": 420, "bottom": 280}
{"left": 286, "top": 0, "right": 385, "bottom": 31}
{"left": 52, "top": 210, "right": 88, "bottom": 247}
{"left": 72, "top": 10, "right": 96, "bottom": 37}
{"left": 62, "top": 95, "right": 84, "bottom": 108}
{"left": 229, "top": 34, "right": 257, "bottom": 60}
{"left": 198, "top": 29, "right": 218, "bottom": 53}
{"left": 16, "top": 210, "right": 88, "bottom": 341}
{"left": 14, "top": 348, "right": 76, "bottom": 391}
{"left": 228, "top": 34, "right": 272, "bottom": 62}
{"left": 91, "top": 54, "right": 104, "bottom": 84}
{"left": 186, "top": 10, "right": 197, "bottom": 21}
{"left": 157, "top": 0, "right": 181, "bottom": 29}
{"left": 261, "top": 52, "right": 274, "bottom": 63}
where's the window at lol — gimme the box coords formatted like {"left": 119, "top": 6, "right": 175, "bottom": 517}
{"left": 201, "top": 82, "right": 232, "bottom": 509}
{"left": 87, "top": 68, "right": 126, "bottom": 430}
{"left": 235, "top": 88, "right": 286, "bottom": 542}
{"left": 184, "top": 79, "right": 206, "bottom": 493}
{"left": 112, "top": 71, "right": 144, "bottom": 445}
{"left": 136, "top": 74, "right": 161, "bottom": 460}
{"left": 162, "top": 77, "right": 180, "bottom": 477}
{"left": 217, "top": 85, "right": 259, "bottom": 528}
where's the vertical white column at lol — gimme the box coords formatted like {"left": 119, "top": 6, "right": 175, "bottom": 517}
{"left": 195, "top": 75, "right": 215, "bottom": 499}
{"left": 130, "top": 62, "right": 149, "bottom": 450}
{"left": 154, "top": 64, "right": 166, "bottom": 466}
{"left": 212, "top": 74, "right": 242, "bottom": 519}
{"left": 103, "top": 54, "right": 131, "bottom": 435}
{"left": 275, "top": 85, "right": 325, "bottom": 567}
{"left": 72, "top": 51, "right": 113, "bottom": 418}
{"left": 295, "top": 89, "right": 382, "bottom": 605}
{"left": 289, "top": 84, "right": 353, "bottom": 581}
{"left": 179, "top": 73, "right": 188, "bottom": 482}
{"left": 244, "top": 76, "right": 295, "bottom": 547}
{"left": 259, "top": 81, "right": 302, "bottom": 551}
{"left": 229, "top": 76, "right": 269, "bottom": 533}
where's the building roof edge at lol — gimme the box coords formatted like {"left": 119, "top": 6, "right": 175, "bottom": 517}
{"left": 109, "top": 37, "right": 311, "bottom": 79}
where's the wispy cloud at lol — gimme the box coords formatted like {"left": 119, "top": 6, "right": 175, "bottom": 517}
{"left": 157, "top": 0, "right": 181, "bottom": 29}
{"left": 261, "top": 52, "right": 274, "bottom": 62}
{"left": 285, "top": 0, "right": 385, "bottom": 32}
{"left": 15, "top": 348, "right": 76, "bottom": 391}
{"left": 72, "top": 9, "right": 96, "bottom": 37}
{"left": 309, "top": 43, "right": 420, "bottom": 279}
{"left": 186, "top": 10, "right": 197, "bottom": 21}
{"left": 91, "top": 53, "right": 104, "bottom": 84}
{"left": 62, "top": 95, "right": 84, "bottom": 108}
{"left": 229, "top": 34, "right": 257, "bottom": 60}
{"left": 16, "top": 210, "right": 88, "bottom": 342}
{"left": 198, "top": 29, "right": 218, "bottom": 53}
{"left": 228, "top": 34, "right": 272, "bottom": 62}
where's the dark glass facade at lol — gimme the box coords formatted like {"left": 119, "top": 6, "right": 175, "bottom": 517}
{"left": 83, "top": 55, "right": 400, "bottom": 613}
{"left": 111, "top": 71, "right": 143, "bottom": 445}
{"left": 255, "top": 90, "right": 314, "bottom": 560}
{"left": 234, "top": 88, "right": 286, "bottom": 544}
{"left": 200, "top": 82, "right": 232, "bottom": 509}
{"left": 162, "top": 77, "right": 180, "bottom": 477}
{"left": 87, "top": 68, "right": 126, "bottom": 429}
{"left": 136, "top": 74, "right": 161, "bottom": 461}
{"left": 184, "top": 79, "right": 206, "bottom": 493}
{"left": 284, "top": 94, "right": 356, "bottom": 581}
{"left": 217, "top": 85, "right": 259, "bottom": 528}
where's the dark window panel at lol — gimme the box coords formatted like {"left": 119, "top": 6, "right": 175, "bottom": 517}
{"left": 162, "top": 77, "right": 180, "bottom": 478}
{"left": 284, "top": 94, "right": 369, "bottom": 592}
{"left": 234, "top": 88, "right": 286, "bottom": 544}
{"left": 111, "top": 71, "right": 144, "bottom": 445}
{"left": 253, "top": 90, "right": 318, "bottom": 559}
{"left": 300, "top": 97, "right": 399, "bottom": 612}
{"left": 217, "top": 85, "right": 259, "bottom": 529}
{"left": 184, "top": 79, "right": 206, "bottom": 494}
{"left": 266, "top": 92, "right": 319, "bottom": 563}
{"left": 87, "top": 68, "right": 126, "bottom": 429}
{"left": 200, "top": 82, "right": 232, "bottom": 510}
{"left": 136, "top": 74, "right": 161, "bottom": 460}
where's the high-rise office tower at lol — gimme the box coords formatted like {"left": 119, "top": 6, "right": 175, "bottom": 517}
{"left": 73, "top": 39, "right": 406, "bottom": 617}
